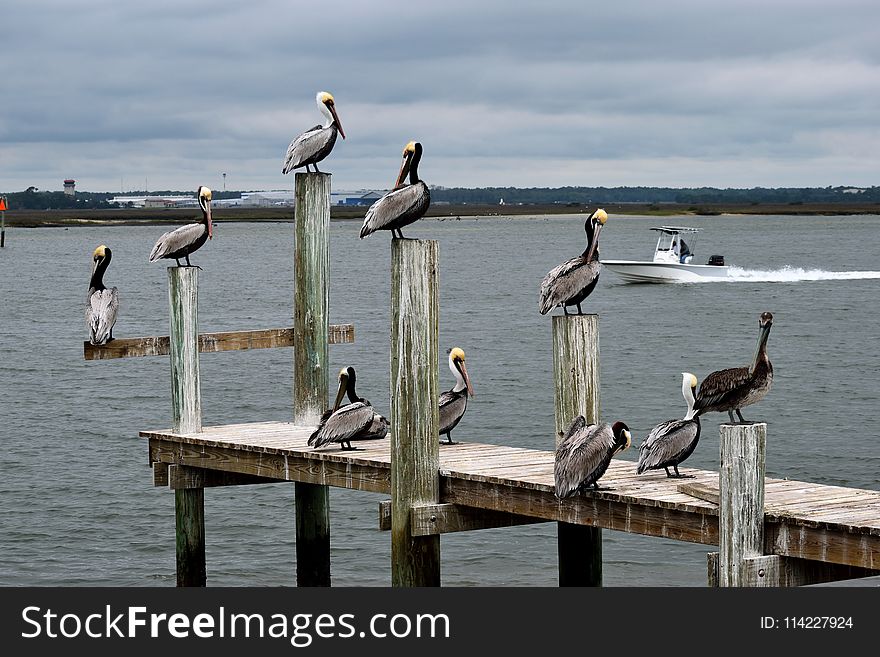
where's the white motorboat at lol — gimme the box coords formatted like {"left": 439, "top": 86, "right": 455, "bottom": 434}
{"left": 602, "top": 226, "right": 729, "bottom": 283}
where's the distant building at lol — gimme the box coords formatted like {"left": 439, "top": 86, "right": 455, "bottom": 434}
{"left": 63, "top": 179, "right": 76, "bottom": 196}
{"left": 330, "top": 190, "right": 384, "bottom": 206}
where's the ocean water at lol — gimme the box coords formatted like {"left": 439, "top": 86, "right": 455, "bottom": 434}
{"left": 1, "top": 212, "right": 878, "bottom": 586}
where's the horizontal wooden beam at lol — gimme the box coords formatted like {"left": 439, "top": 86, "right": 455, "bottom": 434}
{"left": 148, "top": 439, "right": 390, "bottom": 494}
{"left": 168, "top": 464, "right": 287, "bottom": 490}
{"left": 677, "top": 482, "right": 720, "bottom": 505}
{"left": 84, "top": 324, "right": 355, "bottom": 360}
{"left": 377, "top": 501, "right": 549, "bottom": 535}
{"left": 152, "top": 461, "right": 169, "bottom": 487}
{"left": 707, "top": 552, "right": 879, "bottom": 587}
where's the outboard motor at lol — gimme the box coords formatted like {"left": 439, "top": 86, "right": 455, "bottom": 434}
{"left": 707, "top": 254, "right": 725, "bottom": 266}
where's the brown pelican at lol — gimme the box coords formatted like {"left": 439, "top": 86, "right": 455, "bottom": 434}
{"left": 693, "top": 311, "right": 774, "bottom": 423}
{"left": 439, "top": 347, "right": 475, "bottom": 445}
{"left": 636, "top": 372, "right": 701, "bottom": 478}
{"left": 149, "top": 186, "right": 212, "bottom": 267}
{"left": 539, "top": 209, "right": 607, "bottom": 315}
{"left": 554, "top": 418, "right": 631, "bottom": 497}
{"left": 308, "top": 366, "right": 389, "bottom": 450}
{"left": 359, "top": 141, "right": 430, "bottom": 239}
{"left": 282, "top": 91, "right": 345, "bottom": 174}
{"left": 85, "top": 245, "right": 119, "bottom": 345}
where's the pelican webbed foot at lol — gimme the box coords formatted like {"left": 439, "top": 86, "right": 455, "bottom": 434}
{"left": 664, "top": 466, "right": 695, "bottom": 479}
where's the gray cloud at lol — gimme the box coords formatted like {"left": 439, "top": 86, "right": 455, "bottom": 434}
{"left": 1, "top": 0, "right": 878, "bottom": 191}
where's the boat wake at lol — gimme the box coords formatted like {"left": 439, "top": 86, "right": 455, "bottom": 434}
{"left": 719, "top": 266, "right": 880, "bottom": 283}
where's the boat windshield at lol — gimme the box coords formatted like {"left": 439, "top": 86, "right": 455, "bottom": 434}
{"left": 650, "top": 226, "right": 701, "bottom": 264}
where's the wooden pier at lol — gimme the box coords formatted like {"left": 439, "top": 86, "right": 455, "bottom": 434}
{"left": 86, "top": 172, "right": 880, "bottom": 587}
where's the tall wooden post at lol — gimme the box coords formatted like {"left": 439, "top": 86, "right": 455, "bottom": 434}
{"left": 552, "top": 314, "right": 602, "bottom": 586}
{"left": 718, "top": 422, "right": 767, "bottom": 586}
{"left": 293, "top": 172, "right": 331, "bottom": 587}
{"left": 168, "top": 266, "right": 205, "bottom": 586}
{"left": 390, "top": 239, "right": 440, "bottom": 587}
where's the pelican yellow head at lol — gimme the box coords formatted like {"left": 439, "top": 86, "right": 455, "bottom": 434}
{"left": 593, "top": 208, "right": 608, "bottom": 225}
{"left": 450, "top": 347, "right": 466, "bottom": 363}
{"left": 404, "top": 141, "right": 417, "bottom": 154}
{"left": 318, "top": 91, "right": 335, "bottom": 105}
{"left": 199, "top": 186, "right": 212, "bottom": 201}
{"left": 93, "top": 245, "right": 108, "bottom": 260}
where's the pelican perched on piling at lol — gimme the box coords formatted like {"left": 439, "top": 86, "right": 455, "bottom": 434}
{"left": 282, "top": 91, "right": 345, "bottom": 174}
{"left": 439, "top": 347, "right": 474, "bottom": 445}
{"left": 309, "top": 367, "right": 389, "bottom": 450}
{"left": 539, "top": 209, "right": 607, "bottom": 315}
{"left": 554, "top": 418, "right": 631, "bottom": 497}
{"left": 85, "top": 245, "right": 119, "bottom": 345}
{"left": 149, "top": 186, "right": 213, "bottom": 267}
{"left": 693, "top": 311, "right": 774, "bottom": 423}
{"left": 637, "top": 373, "right": 702, "bottom": 478}
{"left": 359, "top": 141, "right": 430, "bottom": 239}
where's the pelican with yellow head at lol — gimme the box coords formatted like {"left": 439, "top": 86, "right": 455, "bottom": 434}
{"left": 360, "top": 141, "right": 430, "bottom": 239}
{"left": 438, "top": 347, "right": 475, "bottom": 445}
{"left": 85, "top": 244, "right": 119, "bottom": 345}
{"left": 637, "top": 372, "right": 702, "bottom": 478}
{"left": 149, "top": 186, "right": 213, "bottom": 267}
{"left": 283, "top": 91, "right": 345, "bottom": 174}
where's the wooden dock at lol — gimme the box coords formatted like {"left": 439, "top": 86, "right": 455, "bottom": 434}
{"left": 141, "top": 420, "right": 880, "bottom": 577}
{"left": 87, "top": 173, "right": 880, "bottom": 587}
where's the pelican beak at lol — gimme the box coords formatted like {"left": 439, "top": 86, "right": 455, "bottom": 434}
{"left": 394, "top": 151, "right": 413, "bottom": 188}
{"left": 333, "top": 374, "right": 348, "bottom": 412}
{"left": 328, "top": 102, "right": 345, "bottom": 139}
{"left": 585, "top": 221, "right": 603, "bottom": 261}
{"left": 205, "top": 201, "right": 213, "bottom": 240}
{"left": 459, "top": 361, "right": 475, "bottom": 397}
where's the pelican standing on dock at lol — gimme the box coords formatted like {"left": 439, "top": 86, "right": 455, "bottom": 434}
{"left": 149, "top": 186, "right": 213, "bottom": 267}
{"left": 439, "top": 347, "right": 475, "bottom": 444}
{"left": 539, "top": 209, "right": 607, "bottom": 315}
{"left": 693, "top": 311, "right": 774, "bottom": 423}
{"left": 282, "top": 91, "right": 345, "bottom": 174}
{"left": 309, "top": 367, "right": 389, "bottom": 450}
{"left": 554, "top": 417, "right": 631, "bottom": 497}
{"left": 85, "top": 245, "right": 119, "bottom": 345}
{"left": 636, "top": 373, "right": 702, "bottom": 478}
{"left": 359, "top": 141, "right": 430, "bottom": 239}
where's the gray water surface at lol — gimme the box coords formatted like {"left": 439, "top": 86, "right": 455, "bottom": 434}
{"left": 2, "top": 213, "right": 878, "bottom": 586}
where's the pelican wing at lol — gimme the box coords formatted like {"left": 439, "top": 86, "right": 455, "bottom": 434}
{"left": 149, "top": 222, "right": 205, "bottom": 261}
{"left": 439, "top": 391, "right": 468, "bottom": 435}
{"left": 554, "top": 422, "right": 614, "bottom": 498}
{"left": 86, "top": 287, "right": 119, "bottom": 345}
{"left": 693, "top": 366, "right": 750, "bottom": 413}
{"left": 538, "top": 257, "right": 599, "bottom": 314}
{"left": 355, "top": 413, "right": 390, "bottom": 441}
{"left": 308, "top": 401, "right": 376, "bottom": 448}
{"left": 359, "top": 182, "right": 430, "bottom": 237}
{"left": 636, "top": 419, "right": 700, "bottom": 473}
{"left": 283, "top": 125, "right": 336, "bottom": 173}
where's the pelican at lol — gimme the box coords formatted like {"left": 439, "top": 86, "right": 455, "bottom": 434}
{"left": 554, "top": 418, "right": 631, "bottom": 497}
{"left": 308, "top": 366, "right": 389, "bottom": 450}
{"left": 282, "top": 91, "right": 345, "bottom": 174}
{"left": 439, "top": 347, "right": 475, "bottom": 445}
{"left": 85, "top": 245, "right": 119, "bottom": 345}
{"left": 636, "top": 373, "right": 702, "bottom": 478}
{"left": 359, "top": 141, "right": 430, "bottom": 239}
{"left": 539, "top": 209, "right": 607, "bottom": 315}
{"left": 693, "top": 311, "right": 774, "bottom": 423}
{"left": 149, "top": 186, "right": 212, "bottom": 267}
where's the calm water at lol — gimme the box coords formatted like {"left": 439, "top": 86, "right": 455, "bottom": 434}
{"left": 2, "top": 213, "right": 879, "bottom": 586}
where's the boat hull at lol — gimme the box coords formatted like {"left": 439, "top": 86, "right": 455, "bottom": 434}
{"left": 601, "top": 260, "right": 729, "bottom": 283}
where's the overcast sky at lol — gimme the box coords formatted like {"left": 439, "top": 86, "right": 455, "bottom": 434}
{"left": 2, "top": 0, "right": 878, "bottom": 192}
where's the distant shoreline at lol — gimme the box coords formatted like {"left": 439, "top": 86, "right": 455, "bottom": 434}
{"left": 4, "top": 202, "right": 879, "bottom": 228}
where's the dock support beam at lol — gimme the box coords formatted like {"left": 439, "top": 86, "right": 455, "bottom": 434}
{"left": 552, "top": 315, "right": 602, "bottom": 587}
{"left": 718, "top": 422, "right": 766, "bottom": 586}
{"left": 168, "top": 266, "right": 205, "bottom": 586}
{"left": 293, "top": 172, "right": 332, "bottom": 587}
{"left": 390, "top": 239, "right": 441, "bottom": 587}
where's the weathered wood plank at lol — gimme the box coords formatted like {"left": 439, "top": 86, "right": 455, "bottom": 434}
{"left": 83, "top": 325, "right": 355, "bottom": 360}
{"left": 678, "top": 482, "right": 720, "bottom": 505}
{"left": 391, "top": 238, "right": 441, "bottom": 587}
{"left": 553, "top": 314, "right": 602, "bottom": 587}
{"left": 152, "top": 461, "right": 169, "bottom": 487}
{"left": 409, "top": 503, "right": 549, "bottom": 536}
{"left": 738, "top": 554, "right": 879, "bottom": 587}
{"left": 293, "top": 172, "right": 332, "bottom": 588}
{"left": 168, "top": 267, "right": 201, "bottom": 434}
{"left": 718, "top": 422, "right": 766, "bottom": 586}
{"left": 168, "top": 464, "right": 286, "bottom": 489}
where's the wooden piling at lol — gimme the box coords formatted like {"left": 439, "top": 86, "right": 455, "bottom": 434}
{"left": 293, "top": 172, "right": 332, "bottom": 587}
{"left": 390, "top": 238, "right": 440, "bottom": 587}
{"left": 552, "top": 314, "right": 602, "bottom": 586}
{"left": 718, "top": 422, "right": 767, "bottom": 586}
{"left": 168, "top": 266, "right": 205, "bottom": 586}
